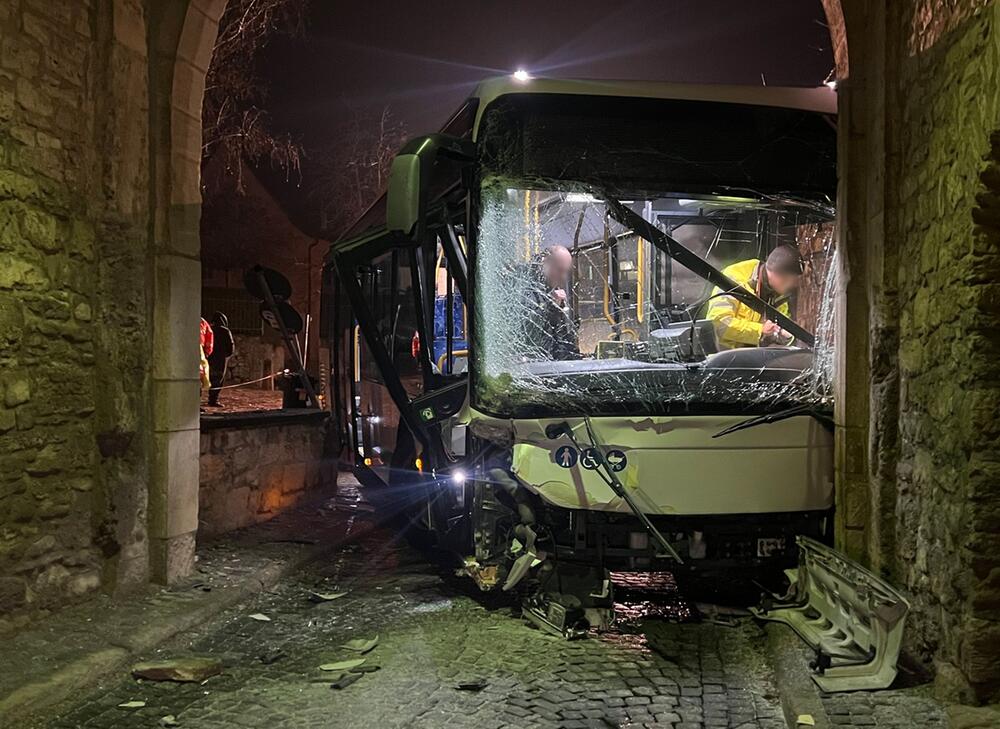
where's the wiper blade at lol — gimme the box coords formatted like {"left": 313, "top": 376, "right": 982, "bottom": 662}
{"left": 599, "top": 195, "right": 816, "bottom": 348}
{"left": 712, "top": 404, "right": 834, "bottom": 439}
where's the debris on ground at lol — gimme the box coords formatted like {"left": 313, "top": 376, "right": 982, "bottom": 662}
{"left": 330, "top": 672, "right": 363, "bottom": 690}
{"left": 455, "top": 679, "right": 489, "bottom": 691}
{"left": 132, "top": 657, "right": 223, "bottom": 683}
{"left": 259, "top": 649, "right": 286, "bottom": 665}
{"left": 117, "top": 700, "right": 146, "bottom": 709}
{"left": 249, "top": 613, "right": 272, "bottom": 622}
{"left": 262, "top": 538, "right": 319, "bottom": 546}
{"left": 319, "top": 658, "right": 366, "bottom": 671}
{"left": 341, "top": 635, "right": 378, "bottom": 653}
{"left": 352, "top": 664, "right": 380, "bottom": 673}
{"left": 796, "top": 715, "right": 816, "bottom": 726}
{"left": 309, "top": 591, "right": 347, "bottom": 602}
{"left": 160, "top": 715, "right": 179, "bottom": 727}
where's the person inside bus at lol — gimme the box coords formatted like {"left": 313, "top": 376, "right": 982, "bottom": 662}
{"left": 706, "top": 245, "right": 803, "bottom": 350}
{"left": 523, "top": 245, "right": 579, "bottom": 360}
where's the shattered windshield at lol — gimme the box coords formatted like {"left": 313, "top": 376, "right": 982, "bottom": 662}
{"left": 474, "top": 186, "right": 837, "bottom": 418}
{"left": 471, "top": 93, "right": 838, "bottom": 419}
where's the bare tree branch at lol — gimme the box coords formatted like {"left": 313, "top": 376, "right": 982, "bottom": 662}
{"left": 202, "top": 0, "right": 308, "bottom": 197}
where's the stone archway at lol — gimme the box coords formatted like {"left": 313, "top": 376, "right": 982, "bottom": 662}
{"left": 146, "top": 0, "right": 226, "bottom": 583}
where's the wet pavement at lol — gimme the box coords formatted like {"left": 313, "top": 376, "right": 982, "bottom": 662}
{"left": 13, "top": 480, "right": 952, "bottom": 729}
{"left": 32, "top": 521, "right": 788, "bottom": 728}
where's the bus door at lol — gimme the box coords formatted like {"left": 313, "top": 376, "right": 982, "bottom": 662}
{"left": 334, "top": 232, "right": 427, "bottom": 485}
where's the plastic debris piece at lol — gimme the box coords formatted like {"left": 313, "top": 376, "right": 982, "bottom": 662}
{"left": 160, "top": 716, "right": 179, "bottom": 727}
{"left": 796, "top": 715, "right": 816, "bottom": 726}
{"left": 330, "top": 672, "right": 362, "bottom": 690}
{"left": 118, "top": 700, "right": 146, "bottom": 709}
{"left": 249, "top": 613, "right": 271, "bottom": 622}
{"left": 319, "top": 658, "right": 366, "bottom": 672}
{"left": 341, "top": 635, "right": 378, "bottom": 653}
{"left": 309, "top": 591, "right": 347, "bottom": 603}
{"left": 132, "top": 657, "right": 223, "bottom": 683}
{"left": 456, "top": 679, "right": 489, "bottom": 691}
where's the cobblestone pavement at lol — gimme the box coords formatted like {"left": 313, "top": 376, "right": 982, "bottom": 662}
{"left": 19, "top": 483, "right": 952, "bottom": 729}
{"left": 34, "top": 516, "right": 790, "bottom": 728}
{"left": 821, "top": 686, "right": 947, "bottom": 728}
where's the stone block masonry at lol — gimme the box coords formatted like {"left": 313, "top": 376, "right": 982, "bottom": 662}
{"left": 0, "top": 0, "right": 152, "bottom": 621}
{"left": 832, "top": 0, "right": 1000, "bottom": 703}
{"left": 199, "top": 415, "right": 333, "bottom": 538}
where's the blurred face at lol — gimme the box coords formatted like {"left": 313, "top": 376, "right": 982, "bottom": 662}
{"left": 766, "top": 268, "right": 801, "bottom": 296}
{"left": 543, "top": 246, "right": 573, "bottom": 288}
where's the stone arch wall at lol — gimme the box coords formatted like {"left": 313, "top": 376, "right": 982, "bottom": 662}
{"left": 831, "top": 0, "right": 1000, "bottom": 702}
{"left": 145, "top": 0, "right": 226, "bottom": 583}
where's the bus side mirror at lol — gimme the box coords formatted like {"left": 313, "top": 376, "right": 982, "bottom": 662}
{"left": 386, "top": 134, "right": 475, "bottom": 239}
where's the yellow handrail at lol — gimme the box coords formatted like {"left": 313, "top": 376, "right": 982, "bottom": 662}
{"left": 438, "top": 349, "right": 469, "bottom": 372}
{"left": 353, "top": 325, "right": 360, "bottom": 382}
{"left": 636, "top": 236, "right": 644, "bottom": 323}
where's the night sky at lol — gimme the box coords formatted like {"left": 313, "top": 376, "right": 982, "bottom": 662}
{"left": 266, "top": 0, "right": 834, "bottom": 142}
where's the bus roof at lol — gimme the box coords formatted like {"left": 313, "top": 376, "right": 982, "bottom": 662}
{"left": 332, "top": 77, "right": 837, "bottom": 246}
{"left": 467, "top": 76, "right": 837, "bottom": 138}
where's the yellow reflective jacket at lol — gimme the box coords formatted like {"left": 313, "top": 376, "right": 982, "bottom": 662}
{"left": 706, "top": 258, "right": 790, "bottom": 349}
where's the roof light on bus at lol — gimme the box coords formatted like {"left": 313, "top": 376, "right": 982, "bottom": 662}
{"left": 512, "top": 69, "right": 532, "bottom": 82}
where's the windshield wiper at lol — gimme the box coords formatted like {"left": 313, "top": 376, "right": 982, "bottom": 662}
{"left": 712, "top": 403, "right": 834, "bottom": 439}
{"left": 545, "top": 419, "right": 684, "bottom": 564}
{"left": 599, "top": 195, "right": 816, "bottom": 348}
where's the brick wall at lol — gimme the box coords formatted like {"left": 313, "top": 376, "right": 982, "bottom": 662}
{"left": 199, "top": 416, "right": 332, "bottom": 538}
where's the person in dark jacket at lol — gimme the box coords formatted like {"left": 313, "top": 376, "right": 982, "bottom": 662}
{"left": 522, "top": 245, "right": 579, "bottom": 361}
{"left": 207, "top": 312, "right": 235, "bottom": 406}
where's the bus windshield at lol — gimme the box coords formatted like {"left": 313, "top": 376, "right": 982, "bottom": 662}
{"left": 473, "top": 185, "right": 837, "bottom": 418}
{"left": 471, "top": 94, "right": 838, "bottom": 419}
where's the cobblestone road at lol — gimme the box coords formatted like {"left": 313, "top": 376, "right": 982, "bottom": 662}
{"left": 25, "top": 488, "right": 951, "bottom": 729}
{"left": 35, "top": 518, "right": 790, "bottom": 728}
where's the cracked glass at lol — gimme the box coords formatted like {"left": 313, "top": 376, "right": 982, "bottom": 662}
{"left": 471, "top": 94, "right": 837, "bottom": 418}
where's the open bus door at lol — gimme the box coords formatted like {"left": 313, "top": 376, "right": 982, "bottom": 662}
{"left": 331, "top": 221, "right": 471, "bottom": 538}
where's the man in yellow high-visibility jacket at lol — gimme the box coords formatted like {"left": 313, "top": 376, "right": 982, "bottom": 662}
{"left": 706, "top": 245, "right": 803, "bottom": 350}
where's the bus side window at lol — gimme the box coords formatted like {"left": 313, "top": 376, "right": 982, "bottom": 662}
{"left": 432, "top": 246, "right": 468, "bottom": 375}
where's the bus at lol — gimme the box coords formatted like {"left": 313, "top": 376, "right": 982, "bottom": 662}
{"left": 325, "top": 76, "right": 838, "bottom": 637}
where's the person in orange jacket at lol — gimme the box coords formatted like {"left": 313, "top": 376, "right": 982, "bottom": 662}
{"left": 199, "top": 317, "right": 214, "bottom": 389}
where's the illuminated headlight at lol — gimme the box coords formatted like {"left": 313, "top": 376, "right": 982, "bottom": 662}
{"left": 512, "top": 69, "right": 531, "bottom": 82}
{"left": 450, "top": 469, "right": 467, "bottom": 487}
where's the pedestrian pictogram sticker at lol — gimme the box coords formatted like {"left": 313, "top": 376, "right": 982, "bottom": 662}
{"left": 554, "top": 445, "right": 578, "bottom": 468}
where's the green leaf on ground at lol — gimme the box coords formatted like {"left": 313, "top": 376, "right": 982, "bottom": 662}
{"left": 309, "top": 591, "right": 348, "bottom": 602}
{"left": 341, "top": 635, "right": 378, "bottom": 653}
{"left": 319, "top": 658, "right": 366, "bottom": 671}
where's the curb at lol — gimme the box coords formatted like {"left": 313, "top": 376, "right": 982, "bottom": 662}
{"left": 3, "top": 535, "right": 351, "bottom": 728}
{"left": 764, "top": 622, "right": 832, "bottom": 729}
